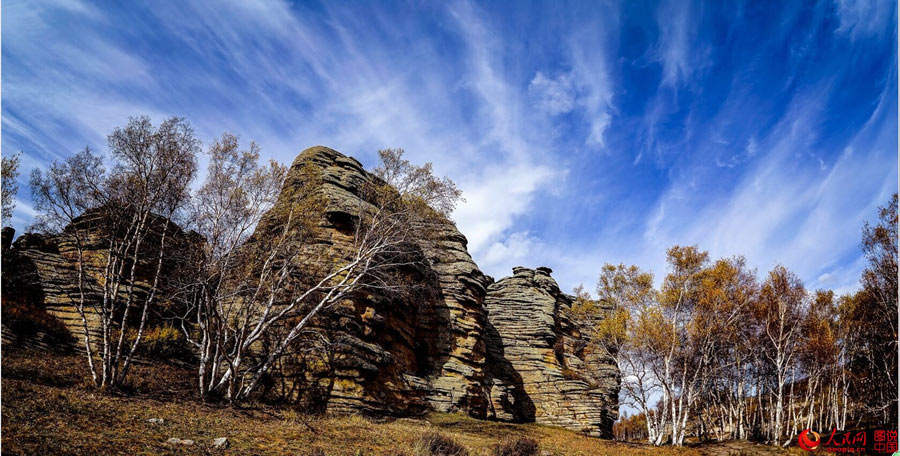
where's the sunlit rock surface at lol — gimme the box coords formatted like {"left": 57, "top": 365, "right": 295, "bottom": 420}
{"left": 484, "top": 266, "right": 619, "bottom": 437}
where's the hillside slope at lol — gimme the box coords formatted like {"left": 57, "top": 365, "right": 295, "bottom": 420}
{"left": 1, "top": 347, "right": 692, "bottom": 456}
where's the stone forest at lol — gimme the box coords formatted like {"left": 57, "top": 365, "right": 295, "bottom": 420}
{"left": 2, "top": 145, "right": 620, "bottom": 438}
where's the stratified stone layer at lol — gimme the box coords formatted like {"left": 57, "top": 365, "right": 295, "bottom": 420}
{"left": 1, "top": 212, "right": 197, "bottom": 346}
{"left": 251, "top": 146, "right": 491, "bottom": 417}
{"left": 484, "top": 267, "right": 619, "bottom": 437}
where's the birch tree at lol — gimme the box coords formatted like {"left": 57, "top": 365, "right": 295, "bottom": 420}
{"left": 692, "top": 256, "right": 757, "bottom": 442}
{"left": 581, "top": 264, "right": 663, "bottom": 443}
{"left": 30, "top": 116, "right": 198, "bottom": 389}
{"left": 858, "top": 193, "right": 898, "bottom": 423}
{"left": 176, "top": 133, "right": 288, "bottom": 401}
{"left": 603, "top": 195, "right": 898, "bottom": 444}
{"left": 2, "top": 151, "right": 21, "bottom": 224}
{"left": 798, "top": 291, "right": 841, "bottom": 432}
{"left": 755, "top": 265, "right": 805, "bottom": 446}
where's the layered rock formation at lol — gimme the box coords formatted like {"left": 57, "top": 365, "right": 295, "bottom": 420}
{"left": 1, "top": 210, "right": 198, "bottom": 345}
{"left": 3, "top": 231, "right": 97, "bottom": 342}
{"left": 2, "top": 145, "right": 619, "bottom": 438}
{"left": 415, "top": 220, "right": 494, "bottom": 416}
{"left": 242, "top": 147, "right": 618, "bottom": 435}
{"left": 1, "top": 231, "right": 77, "bottom": 349}
{"left": 248, "top": 146, "right": 492, "bottom": 417}
{"left": 484, "top": 267, "right": 619, "bottom": 437}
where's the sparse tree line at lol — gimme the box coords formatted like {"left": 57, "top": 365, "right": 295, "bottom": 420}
{"left": 582, "top": 195, "right": 898, "bottom": 446}
{"left": 10, "top": 116, "right": 461, "bottom": 404}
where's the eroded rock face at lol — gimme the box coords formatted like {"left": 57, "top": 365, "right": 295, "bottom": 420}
{"left": 484, "top": 267, "right": 619, "bottom": 437}
{"left": 3, "top": 231, "right": 96, "bottom": 343}
{"left": 251, "top": 146, "right": 491, "bottom": 417}
{"left": 1, "top": 211, "right": 199, "bottom": 346}
{"left": 416, "top": 222, "right": 493, "bottom": 416}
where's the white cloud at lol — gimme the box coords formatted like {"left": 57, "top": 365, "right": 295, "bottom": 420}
{"left": 652, "top": 0, "right": 708, "bottom": 88}
{"left": 481, "top": 231, "right": 541, "bottom": 275}
{"left": 5, "top": 0, "right": 890, "bottom": 306}
{"left": 528, "top": 72, "right": 576, "bottom": 116}
{"left": 567, "top": 24, "right": 616, "bottom": 148}
{"left": 641, "top": 79, "right": 897, "bottom": 293}
{"left": 453, "top": 163, "right": 557, "bottom": 266}
{"left": 10, "top": 199, "right": 38, "bottom": 232}
{"left": 833, "top": 0, "right": 894, "bottom": 40}
{"left": 4, "top": 0, "right": 569, "bottom": 280}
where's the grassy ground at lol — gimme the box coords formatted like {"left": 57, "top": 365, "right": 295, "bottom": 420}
{"left": 1, "top": 347, "right": 799, "bottom": 455}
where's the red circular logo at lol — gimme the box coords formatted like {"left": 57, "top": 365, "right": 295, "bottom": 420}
{"left": 798, "top": 429, "right": 821, "bottom": 451}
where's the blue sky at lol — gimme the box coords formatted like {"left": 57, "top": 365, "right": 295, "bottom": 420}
{"left": 3, "top": 0, "right": 897, "bottom": 297}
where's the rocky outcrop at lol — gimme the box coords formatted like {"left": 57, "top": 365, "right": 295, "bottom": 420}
{"left": 2, "top": 231, "right": 97, "bottom": 343}
{"left": 249, "top": 146, "right": 492, "bottom": 417}
{"left": 0, "top": 211, "right": 198, "bottom": 346}
{"left": 2, "top": 145, "right": 620, "bottom": 437}
{"left": 254, "top": 147, "right": 619, "bottom": 433}
{"left": 484, "top": 266, "right": 619, "bottom": 437}
{"left": 416, "top": 221, "right": 493, "bottom": 416}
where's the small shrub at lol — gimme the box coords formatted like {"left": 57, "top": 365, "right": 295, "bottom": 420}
{"left": 1, "top": 297, "right": 73, "bottom": 346}
{"left": 552, "top": 338, "right": 566, "bottom": 355}
{"left": 572, "top": 340, "right": 588, "bottom": 361}
{"left": 492, "top": 437, "right": 540, "bottom": 456}
{"left": 552, "top": 338, "right": 566, "bottom": 365}
{"left": 126, "top": 325, "right": 193, "bottom": 362}
{"left": 414, "top": 432, "right": 468, "bottom": 456}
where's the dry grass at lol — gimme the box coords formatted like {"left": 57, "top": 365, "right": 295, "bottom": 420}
{"left": 1, "top": 347, "right": 794, "bottom": 456}
{"left": 413, "top": 431, "right": 469, "bottom": 455}
{"left": 492, "top": 436, "right": 539, "bottom": 456}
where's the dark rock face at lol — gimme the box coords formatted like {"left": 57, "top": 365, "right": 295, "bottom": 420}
{"left": 2, "top": 227, "right": 14, "bottom": 250}
{"left": 4, "top": 231, "right": 94, "bottom": 341}
{"left": 484, "top": 267, "right": 619, "bottom": 437}
{"left": 1, "top": 229, "right": 74, "bottom": 349}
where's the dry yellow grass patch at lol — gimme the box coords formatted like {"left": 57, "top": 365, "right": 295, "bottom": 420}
{"left": 2, "top": 347, "right": 792, "bottom": 456}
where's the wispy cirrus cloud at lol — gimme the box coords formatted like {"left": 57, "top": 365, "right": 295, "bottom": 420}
{"left": 529, "top": 72, "right": 577, "bottom": 116}
{"left": 3, "top": 0, "right": 567, "bottom": 278}
{"left": 2, "top": 0, "right": 896, "bottom": 299}
{"left": 652, "top": 0, "right": 709, "bottom": 88}
{"left": 833, "top": 0, "right": 895, "bottom": 40}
